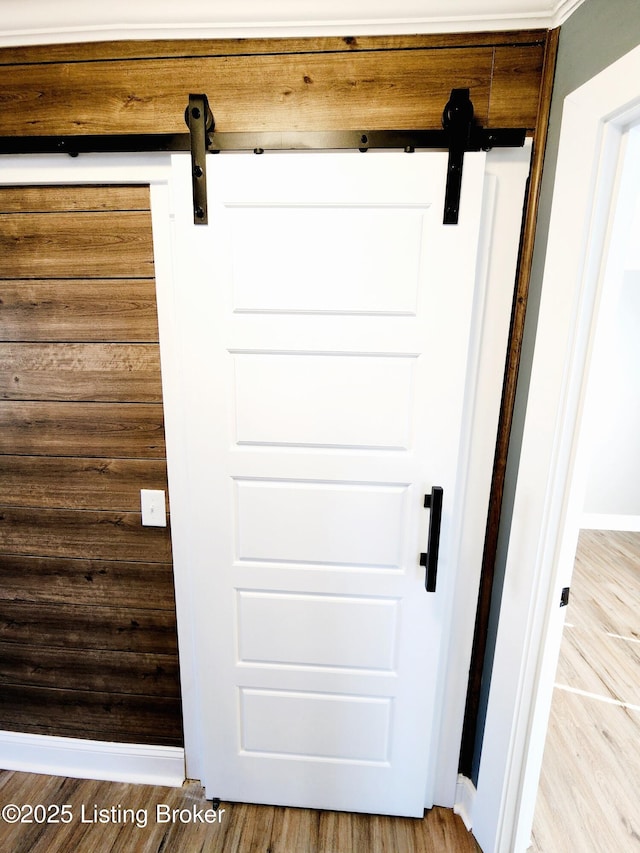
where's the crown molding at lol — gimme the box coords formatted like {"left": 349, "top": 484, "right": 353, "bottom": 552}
{"left": 0, "top": 1, "right": 587, "bottom": 47}
{"left": 552, "top": 0, "right": 588, "bottom": 25}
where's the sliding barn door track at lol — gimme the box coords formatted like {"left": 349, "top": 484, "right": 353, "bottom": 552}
{"left": 0, "top": 90, "right": 525, "bottom": 225}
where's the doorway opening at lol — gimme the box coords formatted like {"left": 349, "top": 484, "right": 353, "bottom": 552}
{"left": 531, "top": 126, "right": 640, "bottom": 850}
{"left": 472, "top": 44, "right": 640, "bottom": 853}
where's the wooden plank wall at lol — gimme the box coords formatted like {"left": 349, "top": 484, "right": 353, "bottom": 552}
{"left": 0, "top": 185, "right": 183, "bottom": 746}
{"left": 0, "top": 32, "right": 548, "bottom": 136}
{"left": 0, "top": 30, "right": 556, "bottom": 757}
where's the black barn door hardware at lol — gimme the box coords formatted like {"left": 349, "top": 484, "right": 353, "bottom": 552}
{"left": 420, "top": 486, "right": 443, "bottom": 593}
{"left": 186, "top": 93, "right": 214, "bottom": 224}
{"left": 0, "top": 90, "right": 525, "bottom": 225}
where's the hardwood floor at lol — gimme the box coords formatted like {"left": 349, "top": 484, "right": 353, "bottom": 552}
{"left": 531, "top": 530, "right": 640, "bottom": 852}
{"left": 0, "top": 769, "right": 480, "bottom": 852}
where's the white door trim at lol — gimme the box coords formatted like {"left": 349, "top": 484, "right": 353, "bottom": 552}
{"left": 472, "top": 43, "right": 640, "bottom": 853}
{"left": 0, "top": 153, "right": 196, "bottom": 785}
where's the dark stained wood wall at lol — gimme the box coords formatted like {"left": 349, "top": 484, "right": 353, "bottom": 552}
{"left": 0, "top": 30, "right": 558, "bottom": 760}
{"left": 0, "top": 32, "right": 548, "bottom": 136}
{"left": 0, "top": 185, "right": 183, "bottom": 746}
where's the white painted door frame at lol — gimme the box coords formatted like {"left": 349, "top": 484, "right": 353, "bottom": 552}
{"left": 0, "top": 146, "right": 529, "bottom": 806}
{"left": 472, "top": 44, "right": 640, "bottom": 853}
{"left": 0, "top": 153, "right": 189, "bottom": 787}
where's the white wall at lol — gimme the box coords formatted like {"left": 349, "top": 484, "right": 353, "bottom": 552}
{"left": 582, "top": 178, "right": 640, "bottom": 526}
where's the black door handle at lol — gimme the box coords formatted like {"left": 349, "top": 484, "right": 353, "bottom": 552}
{"left": 420, "top": 486, "right": 443, "bottom": 592}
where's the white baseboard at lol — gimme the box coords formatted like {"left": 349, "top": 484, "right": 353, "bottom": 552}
{"left": 453, "top": 773, "right": 476, "bottom": 831}
{"left": 0, "top": 730, "right": 185, "bottom": 788}
{"left": 581, "top": 513, "right": 640, "bottom": 532}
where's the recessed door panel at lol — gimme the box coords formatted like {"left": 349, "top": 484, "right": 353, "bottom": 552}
{"left": 234, "top": 478, "right": 408, "bottom": 569}
{"left": 237, "top": 591, "right": 399, "bottom": 670}
{"left": 233, "top": 352, "right": 416, "bottom": 450}
{"left": 229, "top": 206, "right": 424, "bottom": 315}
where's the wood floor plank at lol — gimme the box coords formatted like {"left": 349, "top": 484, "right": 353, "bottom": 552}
{"left": 318, "top": 808, "right": 354, "bottom": 852}
{"left": 568, "top": 530, "right": 640, "bottom": 638}
{"left": 556, "top": 624, "right": 640, "bottom": 705}
{"left": 0, "top": 771, "right": 478, "bottom": 852}
{"left": 219, "top": 802, "right": 275, "bottom": 853}
{"left": 271, "top": 805, "right": 320, "bottom": 852}
{"left": 531, "top": 529, "right": 640, "bottom": 853}
{"left": 531, "top": 690, "right": 640, "bottom": 852}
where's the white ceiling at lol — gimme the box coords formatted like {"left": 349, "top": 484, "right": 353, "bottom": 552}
{"left": 0, "top": 0, "right": 587, "bottom": 47}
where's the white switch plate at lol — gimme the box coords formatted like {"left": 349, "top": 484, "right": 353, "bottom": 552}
{"left": 141, "top": 489, "right": 167, "bottom": 527}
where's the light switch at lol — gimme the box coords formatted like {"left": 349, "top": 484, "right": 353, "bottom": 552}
{"left": 141, "top": 489, "right": 167, "bottom": 527}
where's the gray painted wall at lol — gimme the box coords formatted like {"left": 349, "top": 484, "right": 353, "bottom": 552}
{"left": 473, "top": 0, "right": 640, "bottom": 781}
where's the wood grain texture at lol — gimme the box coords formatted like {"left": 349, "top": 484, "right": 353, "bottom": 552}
{"left": 0, "top": 507, "right": 172, "bottom": 562}
{"left": 0, "top": 643, "right": 180, "bottom": 696}
{"left": 556, "top": 624, "right": 640, "bottom": 705}
{"left": 0, "top": 343, "right": 162, "bottom": 402}
{"left": 0, "top": 279, "right": 160, "bottom": 342}
{"left": 531, "top": 530, "right": 640, "bottom": 852}
{"left": 0, "top": 42, "right": 547, "bottom": 136}
{"left": 0, "top": 30, "right": 554, "bottom": 759}
{"left": 0, "top": 182, "right": 182, "bottom": 749}
{"left": 0, "top": 31, "right": 548, "bottom": 65}
{"left": 0, "top": 456, "right": 168, "bottom": 510}
{"left": 0, "top": 686, "right": 182, "bottom": 746}
{"left": 0, "top": 211, "right": 154, "bottom": 279}
{"left": 0, "top": 601, "right": 178, "bottom": 654}
{"left": 0, "top": 555, "right": 177, "bottom": 608}
{"left": 0, "top": 772, "right": 480, "bottom": 852}
{"left": 532, "top": 691, "right": 640, "bottom": 853}
{"left": 488, "top": 44, "right": 545, "bottom": 128}
{"left": 0, "top": 402, "right": 166, "bottom": 457}
{"left": 0, "top": 184, "right": 150, "bottom": 213}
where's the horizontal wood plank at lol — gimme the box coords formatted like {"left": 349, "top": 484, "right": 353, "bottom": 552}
{"left": 0, "top": 279, "right": 159, "bottom": 342}
{"left": 0, "top": 184, "right": 150, "bottom": 214}
{"left": 0, "top": 343, "right": 162, "bottom": 402}
{"left": 0, "top": 554, "right": 177, "bottom": 609}
{"left": 1, "top": 48, "right": 495, "bottom": 135}
{"left": 0, "top": 181, "right": 181, "bottom": 749}
{"left": 0, "top": 506, "right": 172, "bottom": 561}
{"left": 0, "top": 32, "right": 549, "bottom": 66}
{"left": 0, "top": 554, "right": 176, "bottom": 609}
{"left": 0, "top": 642, "right": 180, "bottom": 697}
{"left": 0, "top": 601, "right": 178, "bottom": 654}
{"left": 0, "top": 456, "right": 168, "bottom": 511}
{"left": 0, "top": 211, "right": 154, "bottom": 279}
{"left": 0, "top": 684, "right": 183, "bottom": 746}
{"left": 0, "top": 401, "right": 166, "bottom": 457}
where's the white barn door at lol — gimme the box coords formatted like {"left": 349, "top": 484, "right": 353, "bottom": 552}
{"left": 170, "top": 150, "right": 487, "bottom": 817}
